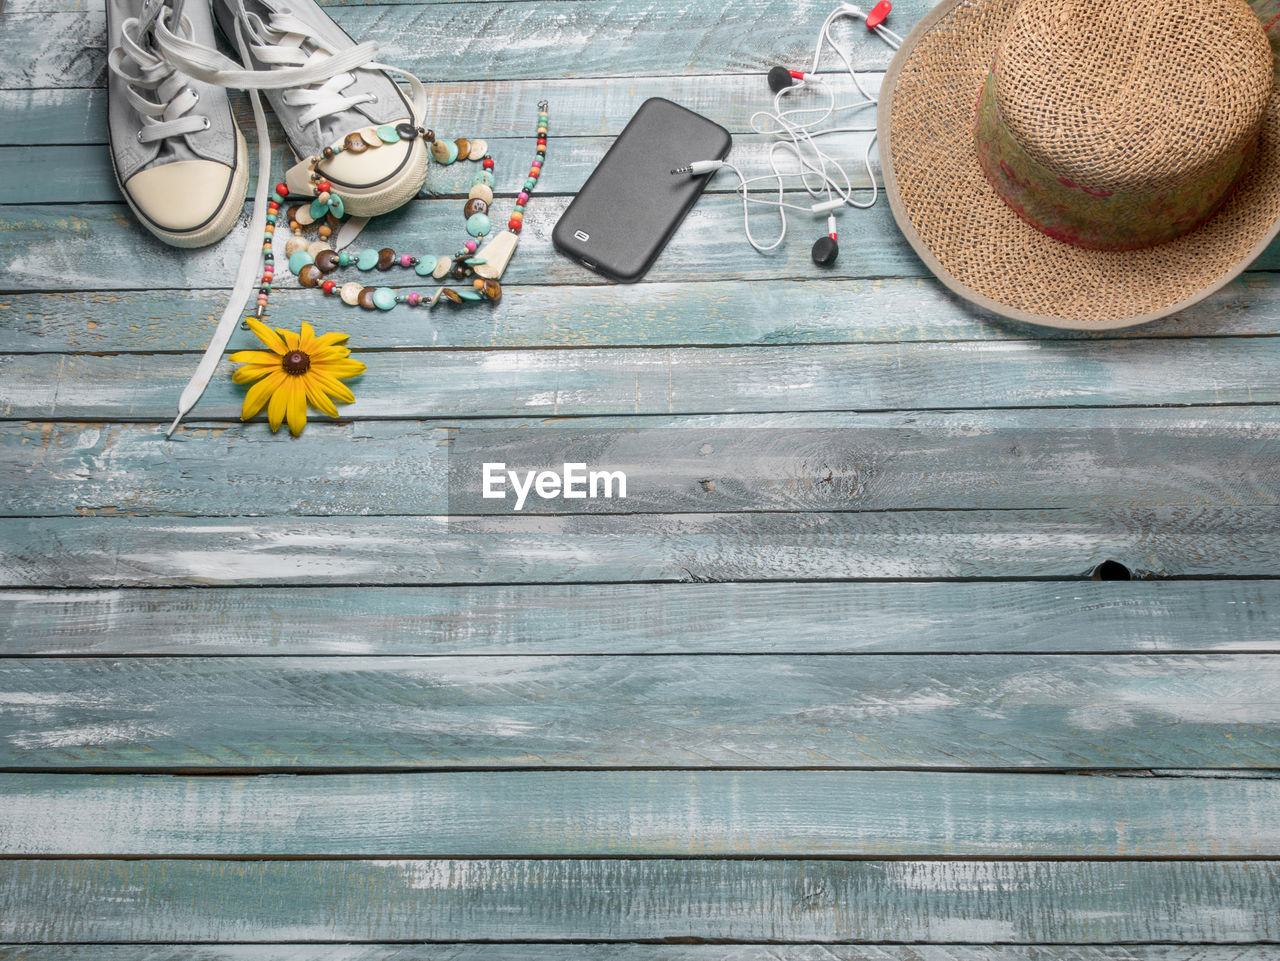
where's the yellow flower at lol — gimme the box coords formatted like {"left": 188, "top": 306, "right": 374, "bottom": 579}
{"left": 230, "top": 318, "right": 366, "bottom": 436}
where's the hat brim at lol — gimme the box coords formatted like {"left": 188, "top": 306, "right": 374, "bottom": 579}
{"left": 878, "top": 0, "right": 1280, "bottom": 330}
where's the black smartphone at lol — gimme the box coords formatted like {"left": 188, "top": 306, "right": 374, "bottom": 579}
{"left": 553, "top": 98, "right": 731, "bottom": 283}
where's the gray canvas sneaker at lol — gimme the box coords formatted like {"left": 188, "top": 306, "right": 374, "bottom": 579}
{"left": 107, "top": 0, "right": 248, "bottom": 246}
{"left": 162, "top": 0, "right": 432, "bottom": 218}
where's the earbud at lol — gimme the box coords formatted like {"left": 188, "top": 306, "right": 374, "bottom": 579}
{"left": 811, "top": 215, "right": 839, "bottom": 267}
{"left": 767, "top": 67, "right": 807, "bottom": 93}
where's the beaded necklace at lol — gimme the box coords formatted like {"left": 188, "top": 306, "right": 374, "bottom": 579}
{"left": 263, "top": 102, "right": 548, "bottom": 315}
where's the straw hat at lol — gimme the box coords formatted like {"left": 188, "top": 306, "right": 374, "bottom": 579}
{"left": 877, "top": 0, "right": 1280, "bottom": 329}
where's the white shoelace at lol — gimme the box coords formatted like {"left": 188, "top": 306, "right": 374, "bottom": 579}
{"left": 108, "top": 6, "right": 209, "bottom": 147}
{"left": 152, "top": 1, "right": 428, "bottom": 436}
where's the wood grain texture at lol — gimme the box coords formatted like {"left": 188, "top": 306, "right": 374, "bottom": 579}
{"left": 0, "top": 195, "right": 919, "bottom": 292}
{"left": 3, "top": 653, "right": 1278, "bottom": 769}
{"left": 4, "top": 580, "right": 1279, "bottom": 656}
{"left": 2, "top": 858, "right": 1278, "bottom": 942}
{"left": 5, "top": 409, "right": 1278, "bottom": 517}
{"left": 2, "top": 508, "right": 1279, "bottom": 586}
{"left": 8, "top": 274, "right": 1280, "bottom": 356}
{"left": 4, "top": 950, "right": 1279, "bottom": 961}
{"left": 8, "top": 339, "right": 1280, "bottom": 423}
{"left": 0, "top": 1, "right": 917, "bottom": 89}
{"left": 6, "top": 770, "right": 1280, "bottom": 856}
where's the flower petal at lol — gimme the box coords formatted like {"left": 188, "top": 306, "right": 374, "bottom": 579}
{"left": 308, "top": 345, "right": 351, "bottom": 364}
{"left": 320, "top": 359, "right": 368, "bottom": 379}
{"left": 267, "top": 376, "right": 291, "bottom": 432}
{"left": 312, "top": 331, "right": 350, "bottom": 349}
{"left": 246, "top": 317, "right": 287, "bottom": 355}
{"left": 230, "top": 350, "right": 284, "bottom": 366}
{"left": 276, "top": 327, "right": 301, "bottom": 351}
{"left": 286, "top": 377, "right": 308, "bottom": 436}
{"left": 241, "top": 369, "right": 287, "bottom": 420}
{"left": 298, "top": 322, "right": 316, "bottom": 351}
{"left": 232, "top": 364, "right": 277, "bottom": 385}
{"left": 303, "top": 374, "right": 340, "bottom": 418}
{"left": 309, "top": 370, "right": 356, "bottom": 405}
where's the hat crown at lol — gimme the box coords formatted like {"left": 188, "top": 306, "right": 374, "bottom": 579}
{"left": 993, "top": 0, "right": 1271, "bottom": 196}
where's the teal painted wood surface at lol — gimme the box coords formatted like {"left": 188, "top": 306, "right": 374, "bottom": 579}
{"left": 0, "top": 953, "right": 1273, "bottom": 961}
{"left": 3, "top": 580, "right": 1279, "bottom": 656}
{"left": 9, "top": 274, "right": 1280, "bottom": 355}
{"left": 3, "top": 0, "right": 1279, "bottom": 949}
{"left": 2, "top": 858, "right": 1278, "bottom": 942}
{"left": 5, "top": 771, "right": 1280, "bottom": 856}
{"left": 0, "top": 2, "right": 916, "bottom": 89}
{"left": 3, "top": 654, "right": 1277, "bottom": 769}
{"left": 4, "top": 409, "right": 1279, "bottom": 517}
{"left": 4, "top": 508, "right": 1280, "bottom": 586}
{"left": 8, "top": 339, "right": 1280, "bottom": 422}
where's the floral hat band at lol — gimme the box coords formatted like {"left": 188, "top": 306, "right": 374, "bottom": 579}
{"left": 973, "top": 0, "right": 1274, "bottom": 252}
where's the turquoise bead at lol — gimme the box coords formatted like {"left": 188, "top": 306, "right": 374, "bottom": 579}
{"left": 356, "top": 249, "right": 380, "bottom": 271}
{"left": 442, "top": 141, "right": 459, "bottom": 164}
{"left": 525, "top": 178, "right": 536, "bottom": 190}
{"left": 372, "top": 287, "right": 397, "bottom": 310}
{"left": 466, "top": 213, "right": 491, "bottom": 237}
{"left": 338, "top": 252, "right": 351, "bottom": 267}
{"left": 288, "top": 251, "right": 314, "bottom": 274}
{"left": 328, "top": 193, "right": 345, "bottom": 218}
{"left": 481, "top": 172, "right": 494, "bottom": 186}
{"left": 309, "top": 197, "right": 328, "bottom": 218}
{"left": 376, "top": 125, "right": 399, "bottom": 143}
{"left": 414, "top": 259, "right": 435, "bottom": 277}
{"left": 456, "top": 288, "right": 484, "bottom": 301}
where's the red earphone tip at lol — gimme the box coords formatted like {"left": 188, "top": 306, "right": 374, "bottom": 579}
{"left": 866, "top": 0, "right": 891, "bottom": 29}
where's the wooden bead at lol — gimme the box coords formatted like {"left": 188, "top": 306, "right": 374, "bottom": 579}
{"left": 307, "top": 240, "right": 331, "bottom": 258}
{"left": 467, "top": 139, "right": 488, "bottom": 161}
{"left": 314, "top": 249, "right": 339, "bottom": 272}
{"left": 340, "top": 282, "right": 363, "bottom": 306}
{"left": 468, "top": 184, "right": 494, "bottom": 205}
{"left": 376, "top": 247, "right": 397, "bottom": 270}
{"left": 359, "top": 127, "right": 383, "bottom": 148}
{"left": 455, "top": 138, "right": 470, "bottom": 158}
{"left": 432, "top": 255, "right": 451, "bottom": 280}
{"left": 297, "top": 264, "right": 323, "bottom": 288}
{"left": 358, "top": 287, "right": 378, "bottom": 310}
{"left": 482, "top": 279, "right": 502, "bottom": 301}
{"left": 464, "top": 198, "right": 489, "bottom": 218}
{"left": 284, "top": 237, "right": 308, "bottom": 256}
{"left": 343, "top": 134, "right": 367, "bottom": 154}
{"left": 318, "top": 225, "right": 333, "bottom": 238}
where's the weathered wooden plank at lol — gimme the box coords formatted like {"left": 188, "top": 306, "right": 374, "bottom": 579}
{"left": 2, "top": 653, "right": 1278, "bottom": 768}
{"left": 5, "top": 408, "right": 1280, "bottom": 517}
{"left": 4, "top": 949, "right": 1278, "bottom": 961}
{"left": 4, "top": 580, "right": 1279, "bottom": 656}
{"left": 8, "top": 339, "right": 1280, "bottom": 423}
{"left": 9, "top": 273, "right": 1280, "bottom": 355}
{"left": 3, "top": 858, "right": 1278, "bottom": 942}
{"left": 0, "top": 129, "right": 881, "bottom": 204}
{"left": 4, "top": 509, "right": 1280, "bottom": 586}
{"left": 5, "top": 770, "right": 1280, "bottom": 856}
{"left": 0, "top": 193, "right": 918, "bottom": 292}
{"left": 0, "top": 1, "right": 919, "bottom": 89}
{"left": 5, "top": 74, "right": 868, "bottom": 145}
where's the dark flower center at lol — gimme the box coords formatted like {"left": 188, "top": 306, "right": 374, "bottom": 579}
{"left": 282, "top": 350, "right": 310, "bottom": 375}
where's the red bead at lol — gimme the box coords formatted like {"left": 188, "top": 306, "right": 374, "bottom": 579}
{"left": 322, "top": 280, "right": 336, "bottom": 294}
{"left": 482, "top": 157, "right": 495, "bottom": 169}
{"left": 275, "top": 182, "right": 289, "bottom": 197}
{"left": 508, "top": 219, "right": 522, "bottom": 231}
{"left": 316, "top": 180, "right": 331, "bottom": 193}
{"left": 528, "top": 168, "right": 539, "bottom": 179}
{"left": 537, "top": 138, "right": 546, "bottom": 147}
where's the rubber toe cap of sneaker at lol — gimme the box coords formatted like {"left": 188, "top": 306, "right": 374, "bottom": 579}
{"left": 124, "top": 159, "right": 238, "bottom": 235}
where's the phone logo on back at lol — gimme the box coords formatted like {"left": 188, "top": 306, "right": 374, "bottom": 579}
{"left": 573, "top": 230, "right": 590, "bottom": 242}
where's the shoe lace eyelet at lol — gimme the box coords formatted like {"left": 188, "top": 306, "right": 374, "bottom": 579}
{"left": 201, "top": 117, "right": 211, "bottom": 130}
{"left": 191, "top": 90, "right": 199, "bottom": 103}
{"left": 136, "top": 130, "right": 144, "bottom": 143}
